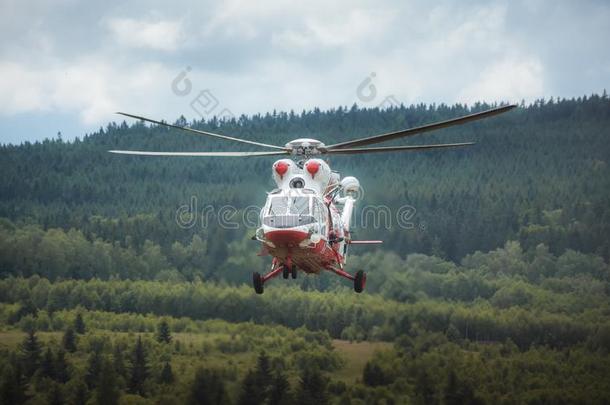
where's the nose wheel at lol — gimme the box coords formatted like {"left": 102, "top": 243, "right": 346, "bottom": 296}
{"left": 282, "top": 264, "right": 296, "bottom": 279}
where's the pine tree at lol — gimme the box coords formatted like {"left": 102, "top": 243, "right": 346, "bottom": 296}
{"left": 47, "top": 382, "right": 64, "bottom": 405}
{"left": 40, "top": 347, "right": 55, "bottom": 379}
{"left": 269, "top": 370, "right": 291, "bottom": 405}
{"left": 443, "top": 369, "right": 482, "bottom": 405}
{"left": 189, "top": 367, "right": 228, "bottom": 405}
{"left": 74, "top": 313, "right": 86, "bottom": 334}
{"left": 20, "top": 329, "right": 42, "bottom": 377}
{"left": 62, "top": 327, "right": 77, "bottom": 352}
{"left": 446, "top": 324, "right": 461, "bottom": 343}
{"left": 414, "top": 369, "right": 436, "bottom": 405}
{"left": 255, "top": 351, "right": 272, "bottom": 399}
{"left": 156, "top": 320, "right": 172, "bottom": 344}
{"left": 444, "top": 369, "right": 460, "bottom": 405}
{"left": 85, "top": 350, "right": 102, "bottom": 389}
{"left": 159, "top": 361, "right": 174, "bottom": 384}
{"left": 55, "top": 350, "right": 70, "bottom": 383}
{"left": 113, "top": 343, "right": 126, "bottom": 381}
{"left": 363, "top": 362, "right": 388, "bottom": 387}
{"left": 97, "top": 359, "right": 120, "bottom": 405}
{"left": 0, "top": 364, "right": 26, "bottom": 405}
{"left": 296, "top": 367, "right": 327, "bottom": 405}
{"left": 238, "top": 369, "right": 263, "bottom": 405}
{"left": 128, "top": 336, "right": 149, "bottom": 396}
{"left": 71, "top": 381, "right": 88, "bottom": 405}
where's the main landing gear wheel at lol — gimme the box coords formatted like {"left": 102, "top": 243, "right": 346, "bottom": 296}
{"left": 253, "top": 272, "right": 264, "bottom": 294}
{"left": 282, "top": 265, "right": 290, "bottom": 279}
{"left": 354, "top": 270, "right": 366, "bottom": 293}
{"left": 291, "top": 265, "right": 297, "bottom": 279}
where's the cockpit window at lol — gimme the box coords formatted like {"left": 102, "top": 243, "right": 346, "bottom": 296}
{"left": 263, "top": 195, "right": 317, "bottom": 228}
{"left": 289, "top": 197, "right": 309, "bottom": 215}
{"left": 268, "top": 196, "right": 310, "bottom": 216}
{"left": 269, "top": 197, "right": 289, "bottom": 215}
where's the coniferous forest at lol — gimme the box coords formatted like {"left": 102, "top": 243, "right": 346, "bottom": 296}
{"left": 0, "top": 94, "right": 609, "bottom": 404}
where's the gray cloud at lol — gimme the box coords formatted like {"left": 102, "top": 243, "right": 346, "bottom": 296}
{"left": 0, "top": 0, "right": 609, "bottom": 144}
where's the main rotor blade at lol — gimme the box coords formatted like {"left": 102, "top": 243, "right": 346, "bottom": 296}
{"left": 116, "top": 112, "right": 286, "bottom": 150}
{"left": 108, "top": 150, "right": 289, "bottom": 157}
{"left": 325, "top": 104, "right": 516, "bottom": 149}
{"left": 325, "top": 142, "right": 475, "bottom": 154}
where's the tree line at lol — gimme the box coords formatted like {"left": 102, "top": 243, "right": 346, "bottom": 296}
{"left": 1, "top": 94, "right": 609, "bottom": 262}
{"left": 1, "top": 277, "right": 609, "bottom": 352}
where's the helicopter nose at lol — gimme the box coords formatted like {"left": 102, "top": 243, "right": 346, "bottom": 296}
{"left": 265, "top": 229, "right": 309, "bottom": 247}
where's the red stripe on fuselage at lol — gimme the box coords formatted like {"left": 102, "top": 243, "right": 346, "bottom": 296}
{"left": 265, "top": 229, "right": 309, "bottom": 247}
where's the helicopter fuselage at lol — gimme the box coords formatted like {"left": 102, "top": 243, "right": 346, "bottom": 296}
{"left": 259, "top": 190, "right": 347, "bottom": 275}
{"left": 254, "top": 158, "right": 363, "bottom": 289}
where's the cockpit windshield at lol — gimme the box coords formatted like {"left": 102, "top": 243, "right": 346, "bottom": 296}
{"left": 290, "top": 197, "right": 309, "bottom": 215}
{"left": 268, "top": 196, "right": 310, "bottom": 216}
{"left": 268, "top": 197, "right": 289, "bottom": 216}
{"left": 262, "top": 194, "right": 323, "bottom": 229}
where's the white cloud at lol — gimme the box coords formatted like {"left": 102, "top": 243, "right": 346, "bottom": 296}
{"left": 0, "top": 0, "right": 609, "bottom": 143}
{"left": 0, "top": 62, "right": 49, "bottom": 114}
{"left": 0, "top": 58, "right": 175, "bottom": 125}
{"left": 106, "top": 17, "right": 184, "bottom": 51}
{"left": 458, "top": 57, "right": 545, "bottom": 104}
{"left": 272, "top": 9, "right": 393, "bottom": 51}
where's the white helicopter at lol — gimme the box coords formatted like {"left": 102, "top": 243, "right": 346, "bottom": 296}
{"left": 110, "top": 104, "right": 516, "bottom": 294}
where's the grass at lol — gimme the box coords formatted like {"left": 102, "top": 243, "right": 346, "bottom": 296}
{"left": 332, "top": 339, "right": 392, "bottom": 383}
{"left": 0, "top": 331, "right": 62, "bottom": 349}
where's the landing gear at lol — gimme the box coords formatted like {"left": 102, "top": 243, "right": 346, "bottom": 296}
{"left": 326, "top": 266, "right": 366, "bottom": 293}
{"left": 354, "top": 270, "right": 366, "bottom": 293}
{"left": 253, "top": 259, "right": 288, "bottom": 294}
{"left": 253, "top": 272, "right": 264, "bottom": 294}
{"left": 283, "top": 264, "right": 297, "bottom": 279}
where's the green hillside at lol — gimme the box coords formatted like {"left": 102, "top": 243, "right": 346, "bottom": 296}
{"left": 2, "top": 95, "right": 610, "bottom": 265}
{"left": 0, "top": 94, "right": 609, "bottom": 403}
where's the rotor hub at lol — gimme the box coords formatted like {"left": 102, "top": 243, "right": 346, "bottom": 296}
{"left": 285, "top": 138, "right": 326, "bottom": 156}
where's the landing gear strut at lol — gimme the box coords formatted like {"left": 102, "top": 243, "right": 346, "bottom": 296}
{"left": 326, "top": 266, "right": 366, "bottom": 293}
{"left": 253, "top": 258, "right": 293, "bottom": 294}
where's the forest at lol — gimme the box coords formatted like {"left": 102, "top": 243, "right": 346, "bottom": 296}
{"left": 0, "top": 94, "right": 609, "bottom": 404}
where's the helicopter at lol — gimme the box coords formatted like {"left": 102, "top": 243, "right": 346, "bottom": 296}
{"left": 110, "top": 104, "right": 516, "bottom": 294}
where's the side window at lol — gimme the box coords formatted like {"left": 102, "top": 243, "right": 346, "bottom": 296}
{"left": 315, "top": 200, "right": 327, "bottom": 235}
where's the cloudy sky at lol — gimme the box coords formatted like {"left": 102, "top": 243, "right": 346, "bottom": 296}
{"left": 1, "top": 0, "right": 609, "bottom": 144}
